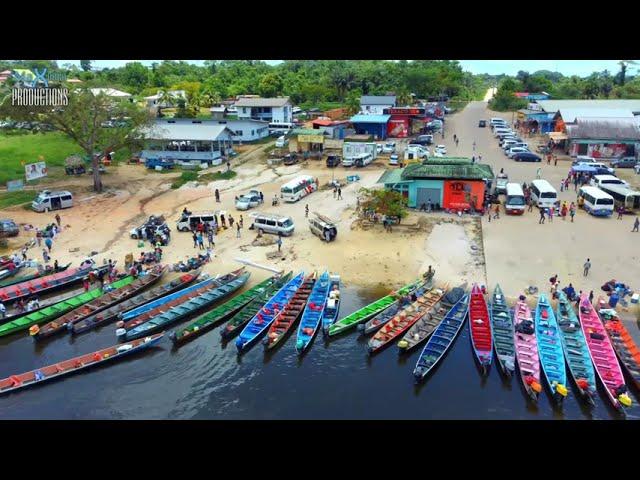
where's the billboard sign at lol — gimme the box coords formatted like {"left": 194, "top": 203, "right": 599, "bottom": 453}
{"left": 442, "top": 180, "right": 484, "bottom": 211}
{"left": 297, "top": 134, "right": 324, "bottom": 144}
{"left": 25, "top": 162, "right": 47, "bottom": 181}
{"left": 6, "top": 179, "right": 24, "bottom": 191}
{"left": 387, "top": 119, "right": 409, "bottom": 138}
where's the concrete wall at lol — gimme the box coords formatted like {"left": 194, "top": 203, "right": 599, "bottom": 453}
{"left": 407, "top": 179, "right": 444, "bottom": 208}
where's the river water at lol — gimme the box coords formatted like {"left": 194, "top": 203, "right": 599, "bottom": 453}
{"left": 0, "top": 285, "right": 638, "bottom": 419}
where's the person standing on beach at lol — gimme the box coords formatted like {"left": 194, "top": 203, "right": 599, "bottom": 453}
{"left": 220, "top": 214, "right": 226, "bottom": 228}
{"left": 215, "top": 189, "right": 220, "bottom": 203}
{"left": 277, "top": 233, "right": 282, "bottom": 252}
{"left": 236, "top": 222, "right": 241, "bottom": 238}
{"left": 197, "top": 232, "right": 205, "bottom": 250}
{"left": 337, "top": 187, "right": 342, "bottom": 200}
{"left": 55, "top": 213, "right": 61, "bottom": 227}
{"left": 569, "top": 202, "right": 576, "bottom": 222}
{"left": 583, "top": 258, "right": 591, "bottom": 277}
{"left": 539, "top": 208, "right": 546, "bottom": 224}
{"left": 44, "top": 236, "right": 53, "bottom": 253}
{"left": 305, "top": 204, "right": 309, "bottom": 217}
{"left": 548, "top": 206, "right": 554, "bottom": 222}
{"left": 192, "top": 231, "right": 198, "bottom": 249}
{"left": 493, "top": 203, "right": 500, "bottom": 220}
{"left": 633, "top": 217, "right": 640, "bottom": 232}
{"left": 239, "top": 215, "right": 244, "bottom": 228}
{"left": 553, "top": 155, "right": 558, "bottom": 166}
{"left": 207, "top": 229, "right": 214, "bottom": 248}
{"left": 229, "top": 215, "right": 234, "bottom": 228}
{"left": 617, "top": 206, "right": 624, "bottom": 220}
{"left": 561, "top": 202, "right": 568, "bottom": 221}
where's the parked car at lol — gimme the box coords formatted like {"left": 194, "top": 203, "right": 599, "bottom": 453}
{"left": 235, "top": 192, "right": 263, "bottom": 211}
{"left": 414, "top": 134, "right": 434, "bottom": 145}
{"left": 283, "top": 154, "right": 299, "bottom": 166}
{"left": 611, "top": 157, "right": 638, "bottom": 169}
{"left": 0, "top": 219, "right": 19, "bottom": 238}
{"left": 376, "top": 144, "right": 383, "bottom": 154}
{"left": 382, "top": 142, "right": 396, "bottom": 154}
{"left": 635, "top": 163, "right": 640, "bottom": 174}
{"left": 507, "top": 147, "right": 530, "bottom": 158}
{"left": 389, "top": 153, "right": 399, "bottom": 166}
{"left": 512, "top": 152, "right": 542, "bottom": 162}
{"left": 503, "top": 142, "right": 528, "bottom": 152}
{"left": 326, "top": 155, "right": 341, "bottom": 167}
{"left": 434, "top": 145, "right": 447, "bottom": 155}
{"left": 478, "top": 120, "right": 486, "bottom": 127}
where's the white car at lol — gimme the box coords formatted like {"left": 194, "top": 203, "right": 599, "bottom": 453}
{"left": 433, "top": 150, "right": 444, "bottom": 158}
{"left": 389, "top": 154, "right": 399, "bottom": 166}
{"left": 382, "top": 142, "right": 396, "bottom": 154}
{"left": 635, "top": 163, "right": 640, "bottom": 174}
{"left": 507, "top": 147, "right": 530, "bottom": 158}
{"left": 434, "top": 145, "right": 447, "bottom": 155}
{"left": 235, "top": 192, "right": 262, "bottom": 211}
{"left": 376, "top": 144, "right": 383, "bottom": 154}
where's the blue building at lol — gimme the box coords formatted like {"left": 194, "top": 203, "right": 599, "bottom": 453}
{"left": 350, "top": 114, "right": 391, "bottom": 140}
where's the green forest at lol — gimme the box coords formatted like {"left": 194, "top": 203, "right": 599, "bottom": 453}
{"left": 0, "top": 60, "right": 487, "bottom": 112}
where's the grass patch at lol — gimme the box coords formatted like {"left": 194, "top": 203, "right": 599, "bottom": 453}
{"left": 0, "top": 131, "right": 83, "bottom": 184}
{"left": 170, "top": 171, "right": 198, "bottom": 189}
{"left": 199, "top": 170, "right": 237, "bottom": 182}
{"left": 0, "top": 190, "right": 36, "bottom": 209}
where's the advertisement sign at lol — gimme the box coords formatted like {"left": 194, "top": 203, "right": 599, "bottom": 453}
{"left": 586, "top": 143, "right": 628, "bottom": 159}
{"left": 6, "top": 179, "right": 24, "bottom": 191}
{"left": 387, "top": 119, "right": 409, "bottom": 138}
{"left": 442, "top": 180, "right": 485, "bottom": 211}
{"left": 297, "top": 134, "right": 324, "bottom": 144}
{"left": 24, "top": 162, "right": 47, "bottom": 181}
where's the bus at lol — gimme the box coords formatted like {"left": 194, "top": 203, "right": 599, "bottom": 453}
{"left": 530, "top": 179, "right": 557, "bottom": 209}
{"left": 598, "top": 184, "right": 640, "bottom": 212}
{"left": 268, "top": 122, "right": 296, "bottom": 135}
{"left": 280, "top": 175, "right": 318, "bottom": 203}
{"left": 505, "top": 183, "right": 525, "bottom": 215}
{"left": 578, "top": 186, "right": 614, "bottom": 217}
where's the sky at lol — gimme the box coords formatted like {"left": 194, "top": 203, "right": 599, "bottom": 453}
{"left": 57, "top": 60, "right": 639, "bottom": 77}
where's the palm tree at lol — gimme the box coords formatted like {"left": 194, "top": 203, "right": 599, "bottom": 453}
{"left": 617, "top": 61, "right": 638, "bottom": 86}
{"left": 157, "top": 89, "right": 174, "bottom": 117}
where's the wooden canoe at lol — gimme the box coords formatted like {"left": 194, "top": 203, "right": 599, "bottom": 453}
{"left": 0, "top": 263, "right": 70, "bottom": 288}
{"left": 71, "top": 270, "right": 201, "bottom": 335}
{"left": 468, "top": 284, "right": 493, "bottom": 374}
{"left": 490, "top": 284, "right": 516, "bottom": 378}
{"left": 0, "top": 334, "right": 164, "bottom": 395}
{"left": 368, "top": 286, "right": 447, "bottom": 355}
{"left": 534, "top": 293, "right": 568, "bottom": 403}
{"left": 513, "top": 298, "right": 541, "bottom": 402}
{"left": 264, "top": 274, "right": 315, "bottom": 350}
{"left": 32, "top": 265, "right": 167, "bottom": 340}
{"left": 600, "top": 306, "right": 640, "bottom": 390}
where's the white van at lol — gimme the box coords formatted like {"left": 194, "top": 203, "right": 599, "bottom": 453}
{"left": 344, "top": 152, "right": 372, "bottom": 167}
{"left": 275, "top": 136, "right": 289, "bottom": 148}
{"left": 280, "top": 175, "right": 317, "bottom": 202}
{"left": 32, "top": 190, "right": 73, "bottom": 212}
{"left": 530, "top": 179, "right": 557, "bottom": 209}
{"left": 250, "top": 213, "right": 295, "bottom": 236}
{"left": 578, "top": 186, "right": 614, "bottom": 217}
{"left": 494, "top": 128, "right": 513, "bottom": 138}
{"left": 505, "top": 183, "right": 525, "bottom": 215}
{"left": 590, "top": 175, "right": 628, "bottom": 189}
{"left": 176, "top": 212, "right": 217, "bottom": 232}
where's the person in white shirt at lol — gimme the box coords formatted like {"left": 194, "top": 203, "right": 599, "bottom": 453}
{"left": 0, "top": 302, "right": 6, "bottom": 319}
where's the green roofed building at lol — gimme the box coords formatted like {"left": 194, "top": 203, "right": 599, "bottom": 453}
{"left": 377, "top": 157, "right": 494, "bottom": 212}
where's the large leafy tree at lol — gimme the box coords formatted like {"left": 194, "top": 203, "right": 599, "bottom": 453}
{"left": 358, "top": 188, "right": 408, "bottom": 222}
{"left": 0, "top": 89, "right": 154, "bottom": 192}
{"left": 80, "top": 60, "right": 92, "bottom": 72}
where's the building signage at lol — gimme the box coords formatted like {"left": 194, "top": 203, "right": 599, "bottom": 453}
{"left": 387, "top": 119, "right": 409, "bottom": 138}
{"left": 25, "top": 162, "right": 47, "bottom": 181}
{"left": 298, "top": 134, "right": 324, "bottom": 144}
{"left": 386, "top": 107, "right": 425, "bottom": 115}
{"left": 442, "top": 180, "right": 484, "bottom": 211}
{"left": 528, "top": 102, "right": 542, "bottom": 111}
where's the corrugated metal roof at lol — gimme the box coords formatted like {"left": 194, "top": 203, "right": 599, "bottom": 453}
{"left": 402, "top": 163, "right": 494, "bottom": 181}
{"left": 422, "top": 157, "right": 474, "bottom": 165}
{"left": 350, "top": 114, "right": 391, "bottom": 124}
{"left": 361, "top": 95, "right": 396, "bottom": 105}
{"left": 558, "top": 108, "right": 634, "bottom": 123}
{"left": 566, "top": 118, "right": 640, "bottom": 141}
{"left": 141, "top": 123, "right": 234, "bottom": 141}
{"left": 538, "top": 99, "right": 640, "bottom": 114}
{"left": 90, "top": 88, "right": 132, "bottom": 97}
{"left": 378, "top": 169, "right": 405, "bottom": 184}
{"left": 292, "top": 128, "right": 326, "bottom": 135}
{"left": 234, "top": 97, "right": 290, "bottom": 107}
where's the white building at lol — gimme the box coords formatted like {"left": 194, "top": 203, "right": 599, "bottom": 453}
{"left": 360, "top": 95, "right": 396, "bottom": 115}
{"left": 139, "top": 119, "right": 235, "bottom": 165}
{"left": 144, "top": 90, "right": 187, "bottom": 110}
{"left": 234, "top": 97, "right": 292, "bottom": 124}
{"left": 89, "top": 88, "right": 132, "bottom": 99}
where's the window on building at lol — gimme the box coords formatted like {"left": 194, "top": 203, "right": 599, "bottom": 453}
{"left": 236, "top": 130, "right": 243, "bottom": 136}
{"left": 242, "top": 108, "right": 247, "bottom": 114}
{"left": 251, "top": 130, "right": 255, "bottom": 135}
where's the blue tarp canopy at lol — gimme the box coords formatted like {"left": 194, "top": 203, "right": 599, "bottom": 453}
{"left": 572, "top": 164, "right": 596, "bottom": 173}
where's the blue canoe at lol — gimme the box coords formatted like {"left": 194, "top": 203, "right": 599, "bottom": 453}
{"left": 120, "top": 276, "right": 213, "bottom": 321}
{"left": 235, "top": 273, "right": 305, "bottom": 353}
{"left": 535, "top": 293, "right": 569, "bottom": 403}
{"left": 122, "top": 271, "right": 251, "bottom": 341}
{"left": 413, "top": 294, "right": 469, "bottom": 381}
{"left": 321, "top": 275, "right": 341, "bottom": 335}
{"left": 295, "top": 272, "right": 331, "bottom": 354}
{"left": 555, "top": 291, "right": 597, "bottom": 402}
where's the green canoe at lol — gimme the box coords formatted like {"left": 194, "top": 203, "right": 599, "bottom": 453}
{"left": 220, "top": 272, "right": 293, "bottom": 340}
{"left": 170, "top": 273, "right": 282, "bottom": 347}
{"left": 0, "top": 276, "right": 134, "bottom": 338}
{"left": 328, "top": 278, "right": 425, "bottom": 337}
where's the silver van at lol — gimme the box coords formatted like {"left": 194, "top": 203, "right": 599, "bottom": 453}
{"left": 250, "top": 213, "right": 295, "bottom": 236}
{"left": 32, "top": 190, "right": 73, "bottom": 212}
{"left": 309, "top": 213, "right": 337, "bottom": 242}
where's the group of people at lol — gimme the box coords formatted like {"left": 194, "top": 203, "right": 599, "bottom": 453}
{"left": 549, "top": 273, "right": 594, "bottom": 305}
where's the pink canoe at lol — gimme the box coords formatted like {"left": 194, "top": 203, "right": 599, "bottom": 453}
{"left": 513, "top": 299, "right": 542, "bottom": 401}
{"left": 579, "top": 294, "right": 631, "bottom": 412}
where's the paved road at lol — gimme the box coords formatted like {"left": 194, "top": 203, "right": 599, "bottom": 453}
{"left": 445, "top": 101, "right": 640, "bottom": 306}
